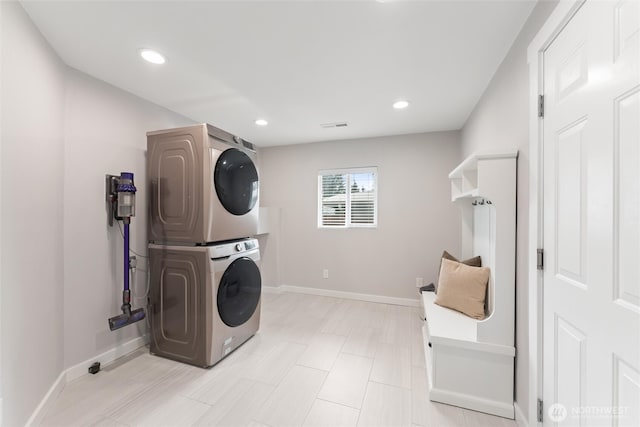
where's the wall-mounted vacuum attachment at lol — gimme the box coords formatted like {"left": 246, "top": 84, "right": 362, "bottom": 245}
{"left": 106, "top": 172, "right": 145, "bottom": 331}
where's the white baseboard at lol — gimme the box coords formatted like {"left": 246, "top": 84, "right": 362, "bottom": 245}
{"left": 430, "top": 387, "right": 515, "bottom": 419}
{"left": 25, "top": 370, "right": 66, "bottom": 427}
{"left": 26, "top": 334, "right": 148, "bottom": 426}
{"left": 66, "top": 334, "right": 149, "bottom": 382}
{"left": 514, "top": 401, "right": 529, "bottom": 427}
{"left": 264, "top": 284, "right": 420, "bottom": 307}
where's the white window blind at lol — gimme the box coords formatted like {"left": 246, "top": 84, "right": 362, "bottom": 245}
{"left": 318, "top": 167, "right": 377, "bottom": 228}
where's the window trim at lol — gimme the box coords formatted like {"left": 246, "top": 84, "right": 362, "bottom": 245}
{"left": 317, "top": 167, "right": 378, "bottom": 229}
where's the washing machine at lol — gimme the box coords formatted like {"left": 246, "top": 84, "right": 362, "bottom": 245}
{"left": 147, "top": 124, "right": 259, "bottom": 244}
{"left": 148, "top": 238, "right": 261, "bottom": 368}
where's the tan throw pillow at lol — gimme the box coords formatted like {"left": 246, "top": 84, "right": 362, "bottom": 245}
{"left": 435, "top": 251, "right": 482, "bottom": 292}
{"left": 435, "top": 258, "right": 489, "bottom": 320}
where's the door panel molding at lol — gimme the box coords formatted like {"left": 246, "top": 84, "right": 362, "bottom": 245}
{"left": 613, "top": 86, "right": 640, "bottom": 313}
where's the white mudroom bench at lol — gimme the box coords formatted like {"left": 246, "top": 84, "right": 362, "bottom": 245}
{"left": 421, "top": 150, "right": 518, "bottom": 419}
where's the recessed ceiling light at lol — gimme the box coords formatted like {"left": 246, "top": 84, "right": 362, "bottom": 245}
{"left": 139, "top": 49, "right": 166, "bottom": 65}
{"left": 393, "top": 100, "right": 410, "bottom": 109}
{"left": 255, "top": 119, "right": 269, "bottom": 126}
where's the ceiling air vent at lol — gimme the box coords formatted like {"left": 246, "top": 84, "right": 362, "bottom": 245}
{"left": 320, "top": 122, "right": 348, "bottom": 129}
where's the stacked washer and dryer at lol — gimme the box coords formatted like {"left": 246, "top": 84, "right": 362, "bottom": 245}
{"left": 146, "top": 124, "right": 261, "bottom": 368}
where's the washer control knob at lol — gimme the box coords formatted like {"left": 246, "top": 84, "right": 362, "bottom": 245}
{"left": 235, "top": 242, "right": 245, "bottom": 252}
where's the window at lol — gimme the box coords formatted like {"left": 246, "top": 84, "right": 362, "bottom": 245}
{"left": 318, "top": 167, "right": 377, "bottom": 228}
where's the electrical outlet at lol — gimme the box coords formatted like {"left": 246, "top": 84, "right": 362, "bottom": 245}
{"left": 415, "top": 277, "right": 424, "bottom": 288}
{"left": 323, "top": 269, "right": 329, "bottom": 279}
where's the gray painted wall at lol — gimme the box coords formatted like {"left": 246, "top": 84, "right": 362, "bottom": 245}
{"left": 1, "top": 2, "right": 66, "bottom": 424}
{"left": 62, "top": 70, "right": 195, "bottom": 367}
{"left": 259, "top": 132, "right": 461, "bottom": 300}
{"left": 460, "top": 0, "right": 559, "bottom": 418}
{"left": 1, "top": 3, "right": 194, "bottom": 424}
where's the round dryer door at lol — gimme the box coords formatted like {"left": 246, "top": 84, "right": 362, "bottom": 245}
{"left": 214, "top": 148, "right": 259, "bottom": 216}
{"left": 217, "top": 257, "right": 261, "bottom": 327}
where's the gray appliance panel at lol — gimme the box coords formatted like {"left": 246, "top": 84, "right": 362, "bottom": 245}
{"left": 149, "top": 246, "right": 211, "bottom": 367}
{"left": 149, "top": 241, "right": 261, "bottom": 368}
{"left": 147, "top": 124, "right": 259, "bottom": 244}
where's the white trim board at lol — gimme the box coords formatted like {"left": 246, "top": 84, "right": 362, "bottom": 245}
{"left": 25, "top": 371, "right": 66, "bottom": 427}
{"left": 526, "top": 1, "right": 586, "bottom": 426}
{"left": 263, "top": 285, "right": 421, "bottom": 307}
{"left": 65, "top": 334, "right": 148, "bottom": 383}
{"left": 430, "top": 388, "right": 515, "bottom": 419}
{"left": 515, "top": 401, "right": 528, "bottom": 427}
{"left": 26, "top": 334, "right": 148, "bottom": 426}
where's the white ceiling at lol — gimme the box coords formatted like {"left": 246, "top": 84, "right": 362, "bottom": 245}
{"left": 21, "top": 0, "right": 536, "bottom": 147}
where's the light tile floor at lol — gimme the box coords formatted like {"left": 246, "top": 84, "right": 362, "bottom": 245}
{"left": 39, "top": 292, "right": 517, "bottom": 427}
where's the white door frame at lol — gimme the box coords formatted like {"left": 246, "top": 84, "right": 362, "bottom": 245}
{"left": 526, "top": 1, "right": 586, "bottom": 425}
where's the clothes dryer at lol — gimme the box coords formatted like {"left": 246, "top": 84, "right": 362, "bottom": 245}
{"left": 147, "top": 124, "right": 259, "bottom": 244}
{"left": 148, "top": 238, "right": 261, "bottom": 368}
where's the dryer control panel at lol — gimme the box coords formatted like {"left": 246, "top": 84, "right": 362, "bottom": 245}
{"left": 208, "top": 238, "right": 259, "bottom": 260}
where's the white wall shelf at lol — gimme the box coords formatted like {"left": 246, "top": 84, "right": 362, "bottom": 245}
{"left": 422, "top": 150, "right": 517, "bottom": 419}
{"left": 448, "top": 150, "right": 518, "bottom": 202}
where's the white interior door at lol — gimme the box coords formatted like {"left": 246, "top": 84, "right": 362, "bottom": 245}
{"left": 542, "top": 0, "right": 639, "bottom": 425}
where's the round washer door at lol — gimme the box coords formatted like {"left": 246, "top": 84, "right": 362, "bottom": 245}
{"left": 214, "top": 148, "right": 259, "bottom": 216}
{"left": 217, "top": 257, "right": 261, "bottom": 327}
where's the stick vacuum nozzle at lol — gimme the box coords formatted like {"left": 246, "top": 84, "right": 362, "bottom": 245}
{"left": 108, "top": 308, "right": 145, "bottom": 331}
